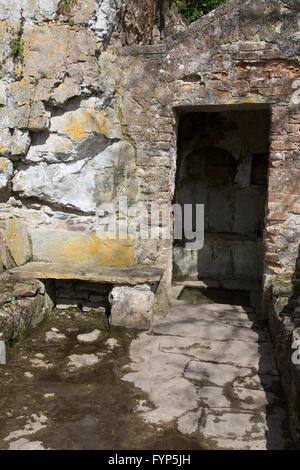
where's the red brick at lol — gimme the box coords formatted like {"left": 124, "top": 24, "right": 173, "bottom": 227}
{"left": 270, "top": 70, "right": 290, "bottom": 78}
{"left": 271, "top": 142, "right": 296, "bottom": 150}
{"left": 286, "top": 124, "right": 299, "bottom": 133}
{"left": 264, "top": 86, "right": 291, "bottom": 96}
{"left": 290, "top": 205, "right": 300, "bottom": 214}
{"left": 268, "top": 202, "right": 284, "bottom": 211}
{"left": 289, "top": 116, "right": 300, "bottom": 124}
{"left": 268, "top": 211, "right": 288, "bottom": 221}
{"left": 232, "top": 89, "right": 248, "bottom": 97}
{"left": 212, "top": 90, "right": 231, "bottom": 98}
{"left": 288, "top": 70, "right": 300, "bottom": 79}
{"left": 269, "top": 194, "right": 294, "bottom": 203}
{"left": 270, "top": 160, "right": 293, "bottom": 168}
{"left": 230, "top": 80, "right": 249, "bottom": 89}
{"left": 287, "top": 134, "right": 300, "bottom": 142}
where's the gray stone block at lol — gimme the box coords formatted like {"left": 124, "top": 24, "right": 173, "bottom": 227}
{"left": 173, "top": 246, "right": 198, "bottom": 278}
{"left": 109, "top": 284, "right": 154, "bottom": 330}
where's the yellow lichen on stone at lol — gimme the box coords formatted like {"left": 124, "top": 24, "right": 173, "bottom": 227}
{"left": 7, "top": 219, "right": 32, "bottom": 266}
{"left": 0, "top": 145, "right": 8, "bottom": 155}
{"left": 63, "top": 109, "right": 110, "bottom": 142}
{"left": 56, "top": 233, "right": 134, "bottom": 267}
{"left": 225, "top": 97, "right": 261, "bottom": 105}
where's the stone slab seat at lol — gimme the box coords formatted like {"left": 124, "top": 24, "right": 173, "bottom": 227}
{"left": 9, "top": 262, "right": 165, "bottom": 331}
{"left": 9, "top": 262, "right": 164, "bottom": 286}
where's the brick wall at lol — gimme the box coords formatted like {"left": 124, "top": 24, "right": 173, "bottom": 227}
{"left": 119, "top": 0, "right": 300, "bottom": 296}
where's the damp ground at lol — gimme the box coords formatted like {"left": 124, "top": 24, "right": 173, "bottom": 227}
{"left": 0, "top": 308, "right": 203, "bottom": 450}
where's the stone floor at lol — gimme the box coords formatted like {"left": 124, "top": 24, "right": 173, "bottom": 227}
{"left": 123, "top": 297, "right": 293, "bottom": 450}
{"left": 0, "top": 309, "right": 202, "bottom": 450}
{"left": 0, "top": 297, "right": 293, "bottom": 450}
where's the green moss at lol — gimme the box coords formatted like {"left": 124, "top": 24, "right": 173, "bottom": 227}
{"left": 42, "top": 313, "right": 55, "bottom": 325}
{"left": 58, "top": 0, "right": 77, "bottom": 16}
{"left": 118, "top": 97, "right": 137, "bottom": 155}
{"left": 65, "top": 306, "right": 81, "bottom": 314}
{"left": 12, "top": 162, "right": 20, "bottom": 170}
{"left": 10, "top": 331, "right": 27, "bottom": 350}
{"left": 175, "top": 0, "right": 227, "bottom": 25}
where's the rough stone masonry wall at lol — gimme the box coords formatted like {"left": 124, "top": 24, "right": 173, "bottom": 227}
{"left": 0, "top": 0, "right": 184, "bottom": 271}
{"left": 120, "top": 0, "right": 300, "bottom": 293}
{"left": 118, "top": 0, "right": 300, "bottom": 441}
{"left": 0, "top": 1, "right": 297, "bottom": 295}
{"left": 0, "top": 0, "right": 182, "bottom": 345}
{"left": 268, "top": 274, "right": 300, "bottom": 444}
{"left": 0, "top": 0, "right": 298, "bottom": 442}
{"left": 0, "top": 215, "right": 52, "bottom": 360}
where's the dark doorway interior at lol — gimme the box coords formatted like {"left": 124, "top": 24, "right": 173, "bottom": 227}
{"left": 173, "top": 108, "right": 271, "bottom": 313}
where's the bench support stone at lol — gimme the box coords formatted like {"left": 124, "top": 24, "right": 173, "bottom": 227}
{"left": 109, "top": 284, "right": 155, "bottom": 330}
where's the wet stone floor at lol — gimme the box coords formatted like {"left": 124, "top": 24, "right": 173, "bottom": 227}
{"left": 0, "top": 309, "right": 202, "bottom": 450}
{"left": 0, "top": 302, "right": 294, "bottom": 450}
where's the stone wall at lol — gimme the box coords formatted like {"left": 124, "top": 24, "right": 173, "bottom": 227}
{"left": 0, "top": 0, "right": 298, "bottom": 442}
{"left": 0, "top": 0, "right": 299, "bottom": 282}
{"left": 0, "top": 0, "right": 298, "bottom": 298}
{"left": 0, "top": 272, "right": 52, "bottom": 362}
{"left": 120, "top": 0, "right": 300, "bottom": 297}
{"left": 268, "top": 273, "right": 300, "bottom": 445}
{"left": 0, "top": 216, "right": 51, "bottom": 360}
{"left": 55, "top": 279, "right": 111, "bottom": 312}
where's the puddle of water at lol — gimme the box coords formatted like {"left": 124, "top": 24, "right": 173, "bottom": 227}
{"left": 0, "top": 309, "right": 203, "bottom": 450}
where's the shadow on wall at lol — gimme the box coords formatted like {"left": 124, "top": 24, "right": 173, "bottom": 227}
{"left": 261, "top": 244, "right": 300, "bottom": 449}
{"left": 256, "top": 324, "right": 293, "bottom": 449}
{"left": 282, "top": 245, "right": 300, "bottom": 320}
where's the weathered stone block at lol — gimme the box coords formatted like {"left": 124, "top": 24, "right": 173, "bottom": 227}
{"left": 234, "top": 188, "right": 265, "bottom": 234}
{"left": 109, "top": 284, "right": 154, "bottom": 330}
{"left": 31, "top": 230, "right": 134, "bottom": 267}
{"left": 208, "top": 189, "right": 234, "bottom": 233}
{"left": 7, "top": 219, "right": 32, "bottom": 266}
{"left": 173, "top": 246, "right": 198, "bottom": 278}
{"left": 0, "top": 273, "right": 47, "bottom": 343}
{"left": 0, "top": 157, "right": 13, "bottom": 192}
{"left": 232, "top": 240, "right": 261, "bottom": 280}
{"left": 198, "top": 242, "right": 233, "bottom": 280}
{"left": 14, "top": 139, "right": 136, "bottom": 213}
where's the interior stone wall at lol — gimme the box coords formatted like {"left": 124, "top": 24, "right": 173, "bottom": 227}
{"left": 173, "top": 109, "right": 270, "bottom": 282}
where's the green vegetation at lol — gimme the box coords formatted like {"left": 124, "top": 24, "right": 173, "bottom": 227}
{"left": 118, "top": 97, "right": 137, "bottom": 155}
{"left": 10, "top": 20, "right": 24, "bottom": 60}
{"left": 175, "top": 0, "right": 227, "bottom": 25}
{"left": 58, "top": 0, "right": 77, "bottom": 16}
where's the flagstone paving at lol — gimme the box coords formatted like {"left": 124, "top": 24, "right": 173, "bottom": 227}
{"left": 0, "top": 299, "right": 293, "bottom": 450}
{"left": 123, "top": 300, "right": 293, "bottom": 450}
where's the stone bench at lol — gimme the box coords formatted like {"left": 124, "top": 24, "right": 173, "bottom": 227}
{"left": 10, "top": 262, "right": 164, "bottom": 330}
